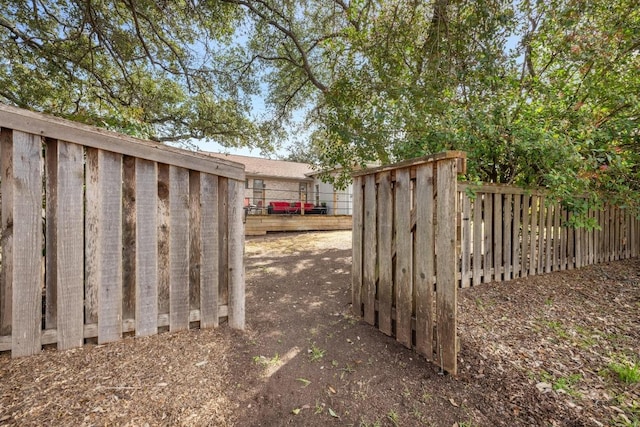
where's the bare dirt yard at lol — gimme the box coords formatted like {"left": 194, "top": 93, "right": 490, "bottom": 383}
{"left": 1, "top": 230, "right": 639, "bottom": 426}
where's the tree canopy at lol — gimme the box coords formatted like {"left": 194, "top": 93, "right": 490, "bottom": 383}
{"left": 2, "top": 0, "right": 639, "bottom": 212}
{"left": 231, "top": 0, "right": 640, "bottom": 213}
{"left": 0, "top": 0, "right": 276, "bottom": 150}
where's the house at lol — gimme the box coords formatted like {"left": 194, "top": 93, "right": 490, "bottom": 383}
{"left": 206, "top": 153, "right": 352, "bottom": 215}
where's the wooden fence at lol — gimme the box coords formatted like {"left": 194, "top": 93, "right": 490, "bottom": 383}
{"left": 352, "top": 152, "right": 467, "bottom": 375}
{"left": 458, "top": 184, "right": 640, "bottom": 287}
{"left": 352, "top": 153, "right": 640, "bottom": 376}
{"left": 0, "top": 104, "right": 245, "bottom": 357}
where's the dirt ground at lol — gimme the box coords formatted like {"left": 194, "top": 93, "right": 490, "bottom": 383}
{"left": 1, "top": 230, "right": 639, "bottom": 426}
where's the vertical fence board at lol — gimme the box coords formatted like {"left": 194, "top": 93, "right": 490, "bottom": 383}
{"left": 483, "top": 194, "right": 493, "bottom": 283}
{"left": 218, "top": 177, "right": 229, "bottom": 307}
{"left": 415, "top": 164, "right": 434, "bottom": 358}
{"left": 11, "top": 131, "right": 43, "bottom": 357}
{"left": 169, "top": 166, "right": 190, "bottom": 331}
{"left": 227, "top": 178, "right": 245, "bottom": 330}
{"left": 85, "top": 148, "right": 99, "bottom": 326}
{"left": 122, "top": 156, "right": 136, "bottom": 321}
{"left": 189, "top": 172, "right": 202, "bottom": 313}
{"left": 394, "top": 169, "right": 412, "bottom": 348}
{"left": 567, "top": 213, "right": 575, "bottom": 269}
{"left": 436, "top": 160, "right": 457, "bottom": 374}
{"left": 56, "top": 141, "right": 84, "bottom": 350}
{"left": 503, "top": 194, "right": 512, "bottom": 281}
{"left": 529, "top": 195, "right": 538, "bottom": 276}
{"left": 631, "top": 214, "right": 637, "bottom": 258}
{"left": 377, "top": 172, "right": 393, "bottom": 335}
{"left": 545, "top": 202, "right": 553, "bottom": 273}
{"left": 512, "top": 195, "right": 521, "bottom": 278}
{"left": 135, "top": 158, "right": 158, "bottom": 337}
{"left": 472, "top": 196, "right": 483, "bottom": 286}
{"left": 363, "top": 175, "right": 377, "bottom": 326}
{"left": 45, "top": 139, "right": 58, "bottom": 329}
{"left": 157, "top": 164, "right": 170, "bottom": 319}
{"left": 199, "top": 173, "right": 219, "bottom": 328}
{"left": 0, "top": 128, "right": 12, "bottom": 335}
{"left": 521, "top": 195, "right": 530, "bottom": 277}
{"left": 97, "top": 150, "right": 123, "bottom": 344}
{"left": 538, "top": 197, "right": 546, "bottom": 273}
{"left": 553, "top": 205, "right": 561, "bottom": 270}
{"left": 351, "top": 176, "right": 364, "bottom": 317}
{"left": 461, "top": 193, "right": 471, "bottom": 288}
{"left": 493, "top": 193, "right": 502, "bottom": 282}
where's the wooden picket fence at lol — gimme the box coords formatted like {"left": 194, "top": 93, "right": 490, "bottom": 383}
{"left": 0, "top": 104, "right": 245, "bottom": 357}
{"left": 352, "top": 153, "right": 639, "bottom": 376}
{"left": 352, "top": 152, "right": 466, "bottom": 375}
{"left": 458, "top": 184, "right": 640, "bottom": 287}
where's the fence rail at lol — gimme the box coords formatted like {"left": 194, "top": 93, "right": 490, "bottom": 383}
{"left": 458, "top": 184, "right": 640, "bottom": 288}
{"left": 0, "top": 104, "right": 245, "bottom": 357}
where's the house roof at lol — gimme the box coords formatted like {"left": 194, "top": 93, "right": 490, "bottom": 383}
{"left": 205, "top": 152, "right": 314, "bottom": 181}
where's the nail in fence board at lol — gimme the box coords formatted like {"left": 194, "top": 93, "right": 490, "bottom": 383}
{"left": 11, "top": 131, "right": 43, "bottom": 357}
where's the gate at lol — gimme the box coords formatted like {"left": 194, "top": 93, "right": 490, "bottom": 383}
{"left": 351, "top": 152, "right": 466, "bottom": 374}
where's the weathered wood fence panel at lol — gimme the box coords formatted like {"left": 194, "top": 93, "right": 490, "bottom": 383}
{"left": 354, "top": 153, "right": 639, "bottom": 376}
{"left": 0, "top": 104, "right": 245, "bottom": 357}
{"left": 457, "top": 184, "right": 640, "bottom": 287}
{"left": 352, "top": 152, "right": 466, "bottom": 375}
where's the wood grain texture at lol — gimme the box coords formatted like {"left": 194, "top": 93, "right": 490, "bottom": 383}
{"left": 189, "top": 171, "right": 201, "bottom": 312}
{"left": 483, "top": 193, "right": 493, "bottom": 283}
{"left": 351, "top": 176, "right": 364, "bottom": 317}
{"left": 394, "top": 168, "right": 412, "bottom": 348}
{"left": 363, "top": 174, "right": 377, "bottom": 326}
{"left": 169, "top": 166, "right": 190, "bottom": 332}
{"left": 493, "top": 193, "right": 502, "bottom": 282}
{"left": 1, "top": 128, "right": 13, "bottom": 335}
{"left": 84, "top": 148, "right": 99, "bottom": 325}
{"left": 529, "top": 195, "right": 538, "bottom": 276}
{"left": 435, "top": 159, "right": 458, "bottom": 375}
{"left": 199, "top": 173, "right": 219, "bottom": 328}
{"left": 55, "top": 141, "right": 84, "bottom": 350}
{"left": 157, "top": 164, "right": 170, "bottom": 318}
{"left": 512, "top": 195, "right": 521, "bottom": 278}
{"left": 122, "top": 156, "right": 136, "bottom": 321}
{"left": 521, "top": 195, "right": 530, "bottom": 277}
{"left": 97, "top": 150, "right": 123, "bottom": 344}
{"left": 218, "top": 177, "right": 229, "bottom": 307}
{"left": 503, "top": 194, "right": 513, "bottom": 281}
{"left": 460, "top": 193, "right": 471, "bottom": 288}
{"left": 472, "top": 195, "right": 483, "bottom": 286}
{"left": 11, "top": 131, "right": 43, "bottom": 357}
{"left": 414, "top": 164, "right": 434, "bottom": 359}
{"left": 45, "top": 139, "right": 58, "bottom": 329}
{"left": 135, "top": 158, "right": 158, "bottom": 337}
{"left": 227, "top": 178, "right": 245, "bottom": 330}
{"left": 376, "top": 171, "right": 393, "bottom": 335}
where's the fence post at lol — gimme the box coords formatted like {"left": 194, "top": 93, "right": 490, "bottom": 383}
{"left": 435, "top": 158, "right": 458, "bottom": 375}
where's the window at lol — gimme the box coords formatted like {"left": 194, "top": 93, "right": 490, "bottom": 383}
{"left": 253, "top": 179, "right": 264, "bottom": 206}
